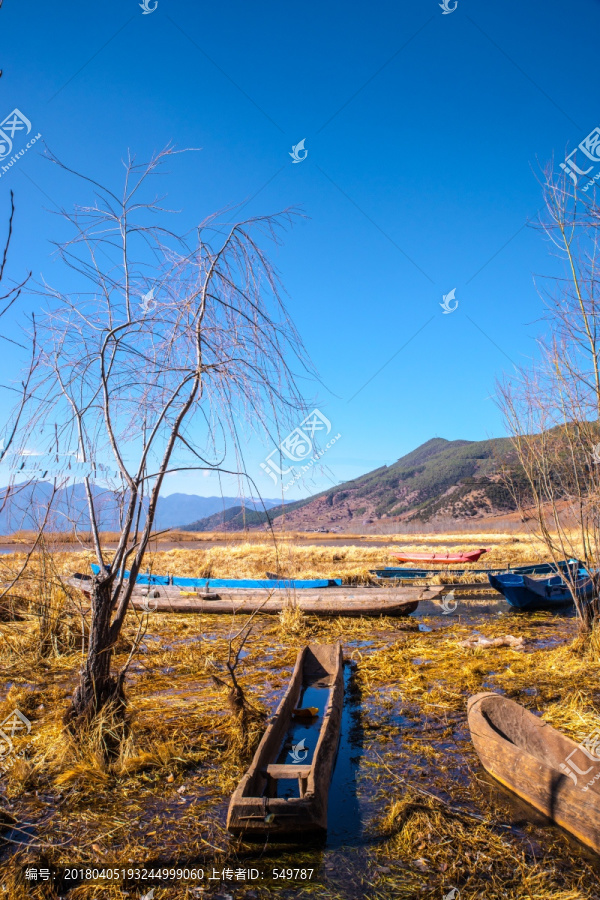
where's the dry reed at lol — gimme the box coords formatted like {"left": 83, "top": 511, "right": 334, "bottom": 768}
{"left": 0, "top": 537, "right": 598, "bottom": 898}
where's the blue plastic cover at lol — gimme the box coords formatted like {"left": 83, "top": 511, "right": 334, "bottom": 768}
{"left": 170, "top": 577, "right": 342, "bottom": 589}
{"left": 90, "top": 564, "right": 341, "bottom": 589}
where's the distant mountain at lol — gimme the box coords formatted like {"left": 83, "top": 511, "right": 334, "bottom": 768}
{"left": 180, "top": 501, "right": 286, "bottom": 532}
{"left": 0, "top": 438, "right": 523, "bottom": 534}
{"left": 153, "top": 494, "right": 281, "bottom": 530}
{"left": 182, "top": 437, "right": 523, "bottom": 532}
{"left": 0, "top": 483, "right": 282, "bottom": 534}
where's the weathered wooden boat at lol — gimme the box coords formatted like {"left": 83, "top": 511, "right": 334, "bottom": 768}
{"left": 68, "top": 573, "right": 443, "bottom": 616}
{"left": 393, "top": 548, "right": 490, "bottom": 564}
{"left": 468, "top": 692, "right": 600, "bottom": 854}
{"left": 487, "top": 565, "right": 592, "bottom": 612}
{"left": 371, "top": 560, "right": 578, "bottom": 580}
{"left": 227, "top": 643, "right": 344, "bottom": 835}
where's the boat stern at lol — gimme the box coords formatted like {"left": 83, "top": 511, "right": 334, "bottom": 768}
{"left": 226, "top": 793, "right": 327, "bottom": 836}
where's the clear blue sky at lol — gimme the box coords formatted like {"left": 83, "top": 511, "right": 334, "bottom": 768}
{"left": 0, "top": 0, "right": 598, "bottom": 500}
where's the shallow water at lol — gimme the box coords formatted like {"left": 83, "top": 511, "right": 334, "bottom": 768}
{"left": 326, "top": 665, "right": 364, "bottom": 849}
{"left": 274, "top": 682, "right": 331, "bottom": 799}
{"left": 264, "top": 663, "right": 365, "bottom": 832}
{"left": 0, "top": 536, "right": 481, "bottom": 554}
{"left": 225, "top": 641, "right": 600, "bottom": 897}
{"left": 1, "top": 593, "right": 597, "bottom": 898}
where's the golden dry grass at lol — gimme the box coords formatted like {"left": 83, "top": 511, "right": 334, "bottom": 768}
{"left": 0, "top": 530, "right": 568, "bottom": 587}
{"left": 0, "top": 536, "right": 599, "bottom": 898}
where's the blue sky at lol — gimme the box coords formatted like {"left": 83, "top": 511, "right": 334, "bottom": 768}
{"left": 0, "top": 0, "right": 598, "bottom": 501}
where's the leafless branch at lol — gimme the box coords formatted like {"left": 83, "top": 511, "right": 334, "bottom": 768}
{"left": 498, "top": 165, "right": 600, "bottom": 632}
{"left": 10, "top": 147, "right": 311, "bottom": 725}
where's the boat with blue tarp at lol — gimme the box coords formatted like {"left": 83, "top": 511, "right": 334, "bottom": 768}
{"left": 487, "top": 563, "right": 594, "bottom": 612}
{"left": 70, "top": 569, "right": 441, "bottom": 616}
{"left": 370, "top": 560, "right": 579, "bottom": 581}
{"left": 90, "top": 564, "right": 342, "bottom": 590}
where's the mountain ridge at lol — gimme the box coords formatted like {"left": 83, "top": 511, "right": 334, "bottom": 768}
{"left": 181, "top": 436, "right": 521, "bottom": 532}
{"left": 0, "top": 485, "right": 282, "bottom": 534}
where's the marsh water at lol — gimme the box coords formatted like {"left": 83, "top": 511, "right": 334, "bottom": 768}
{"left": 2, "top": 575, "right": 599, "bottom": 899}
{"left": 222, "top": 602, "right": 597, "bottom": 900}
{"left": 270, "top": 666, "right": 362, "bottom": 842}
{"left": 0, "top": 537, "right": 488, "bottom": 554}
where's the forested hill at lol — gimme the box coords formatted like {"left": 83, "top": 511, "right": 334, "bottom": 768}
{"left": 180, "top": 437, "right": 523, "bottom": 531}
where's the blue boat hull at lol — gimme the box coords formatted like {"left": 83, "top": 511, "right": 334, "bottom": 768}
{"left": 90, "top": 564, "right": 341, "bottom": 590}
{"left": 370, "top": 560, "right": 578, "bottom": 581}
{"left": 488, "top": 570, "right": 592, "bottom": 612}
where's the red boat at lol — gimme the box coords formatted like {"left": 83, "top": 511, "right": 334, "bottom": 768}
{"left": 392, "top": 548, "right": 491, "bottom": 564}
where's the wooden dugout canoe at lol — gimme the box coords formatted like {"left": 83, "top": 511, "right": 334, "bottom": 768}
{"left": 67, "top": 574, "right": 443, "bottom": 616}
{"left": 468, "top": 692, "right": 600, "bottom": 854}
{"left": 227, "top": 643, "right": 344, "bottom": 835}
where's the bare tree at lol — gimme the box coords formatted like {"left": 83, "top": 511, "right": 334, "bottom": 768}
{"left": 498, "top": 165, "right": 600, "bottom": 634}
{"left": 0, "top": 191, "right": 30, "bottom": 330}
{"left": 17, "top": 147, "right": 310, "bottom": 732}
{"left": 0, "top": 189, "right": 33, "bottom": 466}
{"left": 210, "top": 607, "right": 267, "bottom": 757}
{"left": 0, "top": 191, "right": 49, "bottom": 605}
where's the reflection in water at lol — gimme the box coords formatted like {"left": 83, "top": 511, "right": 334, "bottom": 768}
{"left": 267, "top": 663, "right": 364, "bottom": 844}
{"left": 327, "top": 664, "right": 363, "bottom": 849}
{"left": 274, "top": 682, "right": 331, "bottom": 799}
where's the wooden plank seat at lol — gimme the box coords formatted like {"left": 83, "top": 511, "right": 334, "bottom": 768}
{"left": 262, "top": 764, "right": 312, "bottom": 797}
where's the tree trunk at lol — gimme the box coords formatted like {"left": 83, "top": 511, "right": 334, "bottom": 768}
{"left": 64, "top": 576, "right": 125, "bottom": 732}
{"left": 578, "top": 604, "right": 594, "bottom": 634}
{"left": 575, "top": 589, "right": 598, "bottom": 635}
